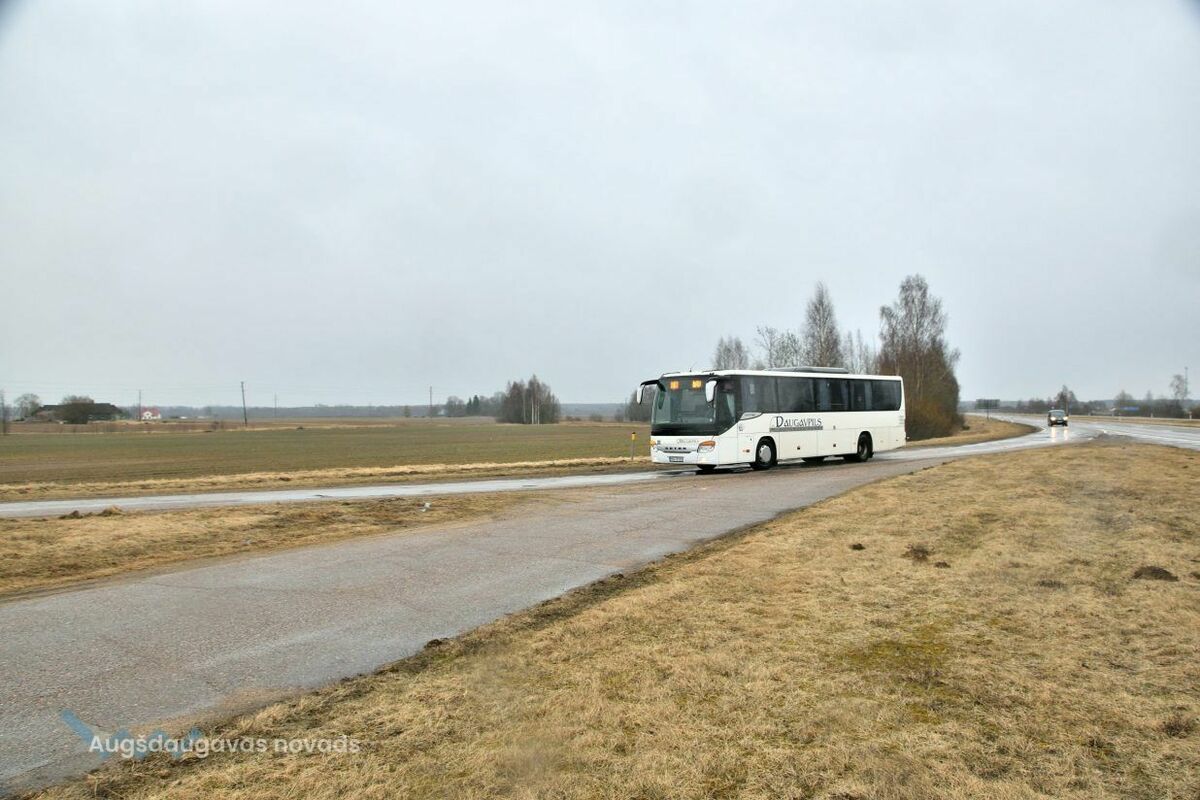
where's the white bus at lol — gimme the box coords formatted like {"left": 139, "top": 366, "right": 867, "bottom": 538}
{"left": 636, "top": 368, "right": 905, "bottom": 472}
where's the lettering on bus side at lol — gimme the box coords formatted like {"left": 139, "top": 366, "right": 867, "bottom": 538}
{"left": 769, "top": 416, "right": 823, "bottom": 432}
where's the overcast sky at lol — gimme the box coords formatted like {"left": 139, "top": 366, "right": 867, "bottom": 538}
{"left": 2, "top": 1, "right": 1198, "bottom": 407}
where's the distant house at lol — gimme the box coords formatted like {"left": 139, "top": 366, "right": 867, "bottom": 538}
{"left": 140, "top": 407, "right": 162, "bottom": 421}
{"left": 32, "top": 403, "right": 127, "bottom": 423}
{"left": 30, "top": 405, "right": 59, "bottom": 422}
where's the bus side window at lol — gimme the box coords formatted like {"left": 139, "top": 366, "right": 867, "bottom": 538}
{"left": 873, "top": 380, "right": 901, "bottom": 411}
{"left": 818, "top": 378, "right": 848, "bottom": 412}
{"left": 851, "top": 380, "right": 871, "bottom": 411}
{"left": 794, "top": 377, "right": 815, "bottom": 412}
{"left": 777, "top": 377, "right": 804, "bottom": 413}
{"left": 741, "top": 376, "right": 777, "bottom": 414}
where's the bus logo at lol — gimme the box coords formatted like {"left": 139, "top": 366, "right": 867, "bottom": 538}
{"left": 770, "top": 416, "right": 823, "bottom": 432}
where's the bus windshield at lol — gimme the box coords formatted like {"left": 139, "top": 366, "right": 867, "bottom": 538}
{"left": 650, "top": 377, "right": 735, "bottom": 435}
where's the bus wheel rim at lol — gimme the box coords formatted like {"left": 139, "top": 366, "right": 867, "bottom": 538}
{"left": 758, "top": 443, "right": 771, "bottom": 462}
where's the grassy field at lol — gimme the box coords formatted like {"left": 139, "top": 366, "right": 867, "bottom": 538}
{"left": 36, "top": 440, "right": 1200, "bottom": 800}
{"left": 0, "top": 420, "right": 651, "bottom": 501}
{"left": 0, "top": 416, "right": 1039, "bottom": 502}
{"left": 0, "top": 491, "right": 558, "bottom": 598}
{"left": 916, "top": 416, "right": 1036, "bottom": 447}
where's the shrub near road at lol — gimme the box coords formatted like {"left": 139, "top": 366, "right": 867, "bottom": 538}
{"left": 38, "top": 441, "right": 1200, "bottom": 800}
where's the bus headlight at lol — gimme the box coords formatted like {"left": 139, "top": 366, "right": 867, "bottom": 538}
{"left": 698, "top": 440, "right": 716, "bottom": 452}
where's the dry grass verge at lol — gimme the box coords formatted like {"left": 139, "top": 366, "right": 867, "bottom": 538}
{"left": 913, "top": 416, "right": 1037, "bottom": 447}
{"left": 0, "top": 492, "right": 551, "bottom": 598}
{"left": 35, "top": 441, "right": 1200, "bottom": 800}
{"left": 1069, "top": 415, "right": 1200, "bottom": 427}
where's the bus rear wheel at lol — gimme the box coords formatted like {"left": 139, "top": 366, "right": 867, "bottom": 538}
{"left": 751, "top": 438, "right": 776, "bottom": 470}
{"left": 845, "top": 433, "right": 873, "bottom": 463}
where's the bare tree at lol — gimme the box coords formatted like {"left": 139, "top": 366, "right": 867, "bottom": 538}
{"left": 1169, "top": 373, "right": 1188, "bottom": 403}
{"left": 878, "top": 275, "right": 961, "bottom": 439}
{"left": 755, "top": 326, "right": 782, "bottom": 369}
{"left": 14, "top": 393, "right": 40, "bottom": 420}
{"left": 775, "top": 330, "right": 803, "bottom": 368}
{"left": 1053, "top": 385, "right": 1077, "bottom": 411}
{"left": 801, "top": 282, "right": 844, "bottom": 367}
{"left": 842, "top": 329, "right": 877, "bottom": 374}
{"left": 711, "top": 336, "right": 750, "bottom": 369}
{"left": 1112, "top": 390, "right": 1134, "bottom": 414}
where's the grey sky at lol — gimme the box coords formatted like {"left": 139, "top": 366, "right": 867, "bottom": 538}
{"left": 2, "top": 1, "right": 1198, "bottom": 407}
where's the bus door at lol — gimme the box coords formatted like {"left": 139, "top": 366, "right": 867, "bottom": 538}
{"left": 737, "top": 375, "right": 776, "bottom": 461}
{"left": 713, "top": 380, "right": 740, "bottom": 462}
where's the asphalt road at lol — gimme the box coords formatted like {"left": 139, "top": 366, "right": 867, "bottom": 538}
{"left": 0, "top": 416, "right": 1194, "bottom": 793}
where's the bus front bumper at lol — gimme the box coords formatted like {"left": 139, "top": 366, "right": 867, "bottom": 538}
{"left": 651, "top": 446, "right": 718, "bottom": 466}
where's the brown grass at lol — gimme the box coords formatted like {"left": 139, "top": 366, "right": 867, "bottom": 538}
{"left": 915, "top": 416, "right": 1036, "bottom": 447}
{"left": 34, "top": 441, "right": 1200, "bottom": 800}
{"left": 0, "top": 492, "right": 552, "bottom": 598}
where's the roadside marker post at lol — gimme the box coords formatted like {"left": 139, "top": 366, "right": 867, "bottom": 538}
{"left": 630, "top": 431, "right": 636, "bottom": 461}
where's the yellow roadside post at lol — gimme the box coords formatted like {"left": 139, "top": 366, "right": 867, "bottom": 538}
{"left": 630, "top": 431, "right": 636, "bottom": 461}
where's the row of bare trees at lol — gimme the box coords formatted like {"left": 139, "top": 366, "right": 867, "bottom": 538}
{"left": 712, "top": 283, "right": 879, "bottom": 375}
{"left": 494, "top": 375, "right": 561, "bottom": 424}
{"left": 709, "top": 276, "right": 961, "bottom": 438}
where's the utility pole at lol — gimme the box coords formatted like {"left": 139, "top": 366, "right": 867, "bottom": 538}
{"left": 273, "top": 394, "right": 278, "bottom": 419}
{"left": 429, "top": 386, "right": 433, "bottom": 419}
{"left": 240, "top": 381, "right": 249, "bottom": 428}
{"left": 137, "top": 389, "right": 142, "bottom": 422}
{"left": 0, "top": 389, "right": 8, "bottom": 436}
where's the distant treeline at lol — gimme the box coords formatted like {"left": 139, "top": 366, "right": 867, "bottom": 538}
{"left": 974, "top": 379, "right": 1193, "bottom": 418}
{"left": 96, "top": 376, "right": 606, "bottom": 424}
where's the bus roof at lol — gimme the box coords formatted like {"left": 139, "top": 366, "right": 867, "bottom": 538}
{"left": 658, "top": 369, "right": 902, "bottom": 382}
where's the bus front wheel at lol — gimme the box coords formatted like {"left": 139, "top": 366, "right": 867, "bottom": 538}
{"left": 751, "top": 438, "right": 776, "bottom": 470}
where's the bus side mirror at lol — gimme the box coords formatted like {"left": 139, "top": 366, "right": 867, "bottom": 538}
{"left": 705, "top": 380, "right": 717, "bottom": 404}
{"left": 636, "top": 380, "right": 660, "bottom": 404}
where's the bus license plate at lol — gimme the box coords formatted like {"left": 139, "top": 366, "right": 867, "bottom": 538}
{"left": 669, "top": 456, "right": 684, "bottom": 463}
